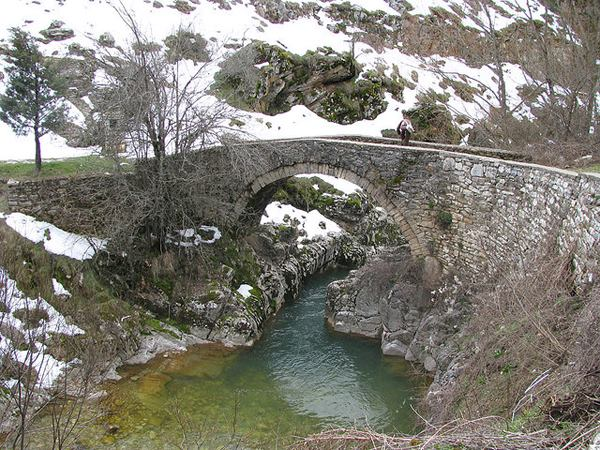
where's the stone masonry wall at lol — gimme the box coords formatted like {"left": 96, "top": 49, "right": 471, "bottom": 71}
{"left": 6, "top": 175, "right": 115, "bottom": 235}
{"left": 6, "top": 138, "right": 600, "bottom": 284}
{"left": 233, "top": 138, "right": 600, "bottom": 285}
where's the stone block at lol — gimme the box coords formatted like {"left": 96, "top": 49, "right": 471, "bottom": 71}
{"left": 442, "top": 157, "right": 455, "bottom": 171}
{"left": 470, "top": 164, "right": 484, "bottom": 177}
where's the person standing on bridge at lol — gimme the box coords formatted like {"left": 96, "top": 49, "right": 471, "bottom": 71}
{"left": 396, "top": 116, "right": 414, "bottom": 145}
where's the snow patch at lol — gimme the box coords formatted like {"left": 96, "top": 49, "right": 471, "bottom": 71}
{"left": 237, "top": 284, "right": 253, "bottom": 299}
{"left": 296, "top": 174, "right": 361, "bottom": 195}
{"left": 3, "top": 212, "right": 106, "bottom": 260}
{"left": 52, "top": 278, "right": 71, "bottom": 298}
{"left": 261, "top": 201, "right": 342, "bottom": 242}
{"left": 166, "top": 226, "right": 222, "bottom": 247}
{"left": 0, "top": 122, "right": 96, "bottom": 161}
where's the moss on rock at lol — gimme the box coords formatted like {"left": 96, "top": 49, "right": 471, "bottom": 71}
{"left": 213, "top": 41, "right": 401, "bottom": 124}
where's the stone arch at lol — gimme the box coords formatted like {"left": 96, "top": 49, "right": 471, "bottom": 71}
{"left": 234, "top": 162, "right": 428, "bottom": 258}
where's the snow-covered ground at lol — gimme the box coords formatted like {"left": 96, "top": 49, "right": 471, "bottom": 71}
{"left": 52, "top": 277, "right": 72, "bottom": 297}
{"left": 2, "top": 212, "right": 106, "bottom": 260}
{"left": 259, "top": 174, "right": 360, "bottom": 248}
{"left": 0, "top": 122, "right": 96, "bottom": 161}
{"left": 261, "top": 201, "right": 342, "bottom": 242}
{"left": 0, "top": 0, "right": 552, "bottom": 161}
{"left": 0, "top": 267, "right": 83, "bottom": 388}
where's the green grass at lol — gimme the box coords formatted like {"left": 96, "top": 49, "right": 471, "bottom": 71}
{"left": 580, "top": 163, "right": 600, "bottom": 174}
{"left": 0, "top": 155, "right": 133, "bottom": 180}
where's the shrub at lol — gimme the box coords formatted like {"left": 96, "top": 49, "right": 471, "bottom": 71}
{"left": 434, "top": 247, "right": 600, "bottom": 439}
{"left": 404, "top": 89, "right": 463, "bottom": 144}
{"left": 437, "top": 210, "right": 453, "bottom": 229}
{"left": 164, "top": 30, "right": 209, "bottom": 63}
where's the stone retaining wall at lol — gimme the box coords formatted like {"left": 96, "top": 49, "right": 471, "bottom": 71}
{"left": 6, "top": 175, "right": 114, "bottom": 235}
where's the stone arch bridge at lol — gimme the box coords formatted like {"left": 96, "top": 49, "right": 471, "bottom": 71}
{"left": 7, "top": 136, "right": 600, "bottom": 283}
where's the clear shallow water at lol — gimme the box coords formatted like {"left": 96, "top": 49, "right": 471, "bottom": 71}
{"left": 88, "top": 269, "right": 427, "bottom": 448}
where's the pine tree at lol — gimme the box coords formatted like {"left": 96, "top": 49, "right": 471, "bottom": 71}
{"left": 0, "top": 28, "right": 68, "bottom": 174}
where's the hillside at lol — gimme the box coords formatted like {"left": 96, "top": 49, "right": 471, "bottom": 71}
{"left": 2, "top": 0, "right": 594, "bottom": 161}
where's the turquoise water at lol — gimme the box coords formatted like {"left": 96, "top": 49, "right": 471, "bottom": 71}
{"left": 90, "top": 269, "right": 426, "bottom": 448}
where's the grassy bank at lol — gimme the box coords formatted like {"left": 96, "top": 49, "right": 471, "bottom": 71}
{"left": 581, "top": 163, "right": 600, "bottom": 173}
{"left": 0, "top": 155, "right": 133, "bottom": 180}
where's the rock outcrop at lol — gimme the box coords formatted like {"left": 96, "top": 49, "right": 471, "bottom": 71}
{"left": 139, "top": 225, "right": 367, "bottom": 347}
{"left": 326, "top": 249, "right": 469, "bottom": 375}
{"left": 213, "top": 42, "right": 402, "bottom": 124}
{"left": 40, "top": 20, "right": 75, "bottom": 42}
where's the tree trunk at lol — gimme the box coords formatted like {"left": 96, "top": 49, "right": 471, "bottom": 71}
{"left": 34, "top": 127, "right": 42, "bottom": 176}
{"left": 481, "top": 3, "right": 508, "bottom": 116}
{"left": 585, "top": 72, "right": 599, "bottom": 135}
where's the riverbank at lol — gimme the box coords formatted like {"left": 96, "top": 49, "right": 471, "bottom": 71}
{"left": 26, "top": 269, "right": 428, "bottom": 449}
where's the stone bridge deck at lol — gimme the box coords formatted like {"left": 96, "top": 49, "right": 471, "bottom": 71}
{"left": 6, "top": 136, "right": 600, "bottom": 284}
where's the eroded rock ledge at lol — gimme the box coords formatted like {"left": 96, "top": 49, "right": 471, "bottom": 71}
{"left": 179, "top": 227, "right": 367, "bottom": 347}
{"left": 326, "top": 248, "right": 469, "bottom": 377}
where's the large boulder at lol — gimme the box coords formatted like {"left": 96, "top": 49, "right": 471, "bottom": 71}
{"left": 325, "top": 248, "right": 469, "bottom": 376}
{"left": 213, "top": 41, "right": 398, "bottom": 124}
{"left": 326, "top": 248, "right": 416, "bottom": 337}
{"left": 40, "top": 20, "right": 75, "bottom": 42}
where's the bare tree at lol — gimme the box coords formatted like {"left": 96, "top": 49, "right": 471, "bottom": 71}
{"left": 421, "top": 0, "right": 599, "bottom": 151}
{"left": 469, "top": 0, "right": 510, "bottom": 116}
{"left": 516, "top": 0, "right": 599, "bottom": 140}
{"left": 88, "top": 5, "right": 268, "bottom": 256}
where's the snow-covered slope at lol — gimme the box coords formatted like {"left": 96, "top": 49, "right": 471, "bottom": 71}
{"left": 0, "top": 267, "right": 84, "bottom": 389}
{"left": 1, "top": 212, "right": 106, "bottom": 260}
{"left": 0, "top": 0, "right": 552, "bottom": 161}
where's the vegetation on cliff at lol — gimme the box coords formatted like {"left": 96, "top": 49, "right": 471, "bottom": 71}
{"left": 213, "top": 41, "right": 406, "bottom": 124}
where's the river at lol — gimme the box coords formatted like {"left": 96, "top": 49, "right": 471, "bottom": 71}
{"left": 87, "top": 269, "right": 426, "bottom": 448}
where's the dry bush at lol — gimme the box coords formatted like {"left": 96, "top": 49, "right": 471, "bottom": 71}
{"left": 292, "top": 418, "right": 564, "bottom": 449}
{"left": 545, "top": 283, "right": 600, "bottom": 432}
{"left": 436, "top": 246, "right": 599, "bottom": 439}
{"left": 468, "top": 110, "right": 600, "bottom": 168}
{"left": 521, "top": 139, "right": 600, "bottom": 169}
{"left": 86, "top": 5, "right": 265, "bottom": 256}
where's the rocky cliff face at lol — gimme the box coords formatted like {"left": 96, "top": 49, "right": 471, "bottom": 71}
{"left": 213, "top": 41, "right": 405, "bottom": 124}
{"left": 147, "top": 225, "right": 366, "bottom": 347}
{"left": 326, "top": 248, "right": 469, "bottom": 376}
